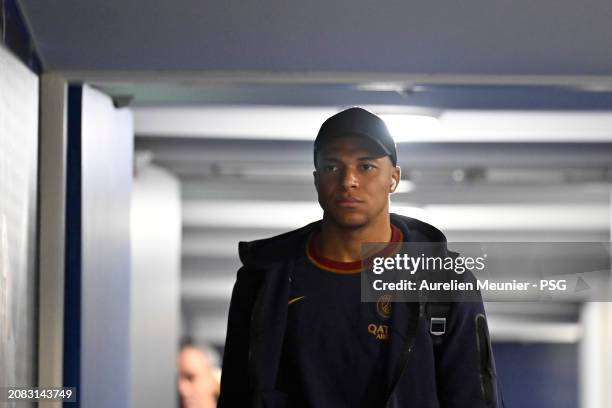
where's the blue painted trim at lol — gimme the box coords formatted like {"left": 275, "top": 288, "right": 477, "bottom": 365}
{"left": 63, "top": 85, "right": 82, "bottom": 407}
{"left": 1, "top": 0, "right": 42, "bottom": 72}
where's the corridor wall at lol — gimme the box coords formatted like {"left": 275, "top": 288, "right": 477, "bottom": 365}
{"left": 0, "top": 44, "right": 39, "bottom": 400}
{"left": 63, "top": 85, "right": 133, "bottom": 408}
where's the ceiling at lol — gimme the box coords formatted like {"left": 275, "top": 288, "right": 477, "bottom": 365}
{"left": 18, "top": 0, "right": 612, "bottom": 112}
{"left": 88, "top": 82, "right": 612, "bottom": 110}
{"left": 16, "top": 0, "right": 612, "bottom": 76}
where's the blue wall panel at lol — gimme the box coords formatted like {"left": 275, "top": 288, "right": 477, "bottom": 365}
{"left": 493, "top": 343, "right": 578, "bottom": 408}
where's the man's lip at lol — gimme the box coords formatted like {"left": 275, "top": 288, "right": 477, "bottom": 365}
{"left": 336, "top": 197, "right": 363, "bottom": 204}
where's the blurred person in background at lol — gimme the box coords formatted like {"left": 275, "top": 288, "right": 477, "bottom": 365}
{"left": 178, "top": 338, "right": 221, "bottom": 408}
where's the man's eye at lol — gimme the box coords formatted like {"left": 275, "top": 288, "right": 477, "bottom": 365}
{"left": 323, "top": 165, "right": 338, "bottom": 173}
{"left": 360, "top": 164, "right": 375, "bottom": 171}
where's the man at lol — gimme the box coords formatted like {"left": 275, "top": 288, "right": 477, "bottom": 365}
{"left": 178, "top": 340, "right": 220, "bottom": 408}
{"left": 219, "top": 107, "right": 499, "bottom": 407}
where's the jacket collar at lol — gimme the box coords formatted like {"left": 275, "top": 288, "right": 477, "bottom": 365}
{"left": 239, "top": 213, "right": 448, "bottom": 269}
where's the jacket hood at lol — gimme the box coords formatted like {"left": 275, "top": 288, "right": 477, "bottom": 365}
{"left": 238, "top": 213, "right": 448, "bottom": 269}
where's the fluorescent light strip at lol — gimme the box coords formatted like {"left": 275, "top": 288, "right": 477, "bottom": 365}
{"left": 182, "top": 201, "right": 609, "bottom": 231}
{"left": 134, "top": 106, "right": 612, "bottom": 142}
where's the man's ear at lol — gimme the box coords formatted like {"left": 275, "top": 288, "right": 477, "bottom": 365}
{"left": 390, "top": 166, "right": 401, "bottom": 193}
{"left": 313, "top": 170, "right": 319, "bottom": 190}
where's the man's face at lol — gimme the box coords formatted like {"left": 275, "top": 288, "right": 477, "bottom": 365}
{"left": 178, "top": 347, "right": 218, "bottom": 408}
{"left": 314, "top": 136, "right": 400, "bottom": 228}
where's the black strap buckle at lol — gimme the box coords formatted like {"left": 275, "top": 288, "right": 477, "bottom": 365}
{"left": 430, "top": 317, "right": 446, "bottom": 336}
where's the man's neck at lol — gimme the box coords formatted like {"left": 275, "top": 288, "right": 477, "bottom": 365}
{"left": 317, "top": 212, "right": 392, "bottom": 263}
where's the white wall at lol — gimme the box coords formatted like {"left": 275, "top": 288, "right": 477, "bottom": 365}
{"left": 80, "top": 85, "right": 133, "bottom": 408}
{"left": 130, "top": 163, "right": 181, "bottom": 408}
{"left": 579, "top": 302, "right": 610, "bottom": 408}
{"left": 0, "top": 43, "right": 39, "bottom": 395}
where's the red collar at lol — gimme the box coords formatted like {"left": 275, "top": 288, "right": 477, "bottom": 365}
{"left": 306, "top": 224, "right": 403, "bottom": 273}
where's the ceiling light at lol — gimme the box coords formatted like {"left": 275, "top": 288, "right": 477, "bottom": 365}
{"left": 378, "top": 113, "right": 441, "bottom": 142}
{"left": 354, "top": 82, "right": 409, "bottom": 92}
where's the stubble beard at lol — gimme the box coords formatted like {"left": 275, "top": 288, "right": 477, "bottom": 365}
{"left": 322, "top": 202, "right": 389, "bottom": 231}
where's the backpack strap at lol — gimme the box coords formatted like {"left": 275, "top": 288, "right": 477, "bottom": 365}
{"left": 421, "top": 301, "right": 451, "bottom": 345}
{"left": 417, "top": 265, "right": 453, "bottom": 346}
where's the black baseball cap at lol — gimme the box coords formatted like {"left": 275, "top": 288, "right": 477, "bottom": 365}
{"left": 313, "top": 107, "right": 397, "bottom": 167}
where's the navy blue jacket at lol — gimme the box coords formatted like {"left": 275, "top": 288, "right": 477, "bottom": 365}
{"left": 218, "top": 214, "right": 499, "bottom": 408}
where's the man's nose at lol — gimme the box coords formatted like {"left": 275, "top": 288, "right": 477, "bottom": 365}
{"left": 178, "top": 379, "right": 190, "bottom": 396}
{"left": 340, "top": 168, "right": 359, "bottom": 189}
